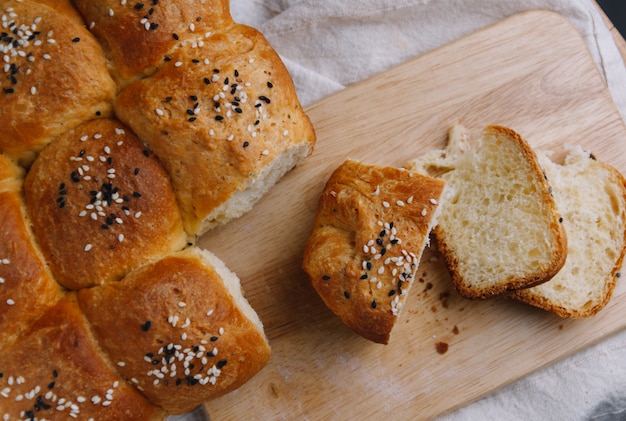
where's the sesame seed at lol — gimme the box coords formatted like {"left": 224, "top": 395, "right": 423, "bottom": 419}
{"left": 84, "top": 244, "right": 92, "bottom": 252}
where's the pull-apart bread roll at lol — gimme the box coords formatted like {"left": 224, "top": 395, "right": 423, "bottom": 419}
{"left": 115, "top": 23, "right": 316, "bottom": 236}
{"left": 72, "top": 0, "right": 233, "bottom": 86}
{"left": 0, "top": 295, "right": 166, "bottom": 420}
{"left": 24, "top": 119, "right": 187, "bottom": 289}
{"left": 0, "top": 0, "right": 116, "bottom": 166}
{"left": 406, "top": 125, "right": 567, "bottom": 299}
{"left": 78, "top": 247, "right": 271, "bottom": 414}
{"left": 303, "top": 160, "right": 445, "bottom": 344}
{"left": 512, "top": 146, "right": 626, "bottom": 317}
{"left": 0, "top": 155, "right": 63, "bottom": 347}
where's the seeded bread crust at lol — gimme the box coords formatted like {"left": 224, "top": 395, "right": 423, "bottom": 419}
{"left": 23, "top": 119, "right": 188, "bottom": 289}
{"left": 114, "top": 23, "right": 315, "bottom": 237}
{"left": 0, "top": 0, "right": 116, "bottom": 167}
{"left": 0, "top": 295, "right": 167, "bottom": 420}
{"left": 512, "top": 147, "right": 626, "bottom": 317}
{"left": 406, "top": 125, "right": 567, "bottom": 299}
{"left": 303, "top": 160, "right": 445, "bottom": 344}
{"left": 71, "top": 0, "right": 233, "bottom": 87}
{"left": 77, "top": 247, "right": 271, "bottom": 414}
{"left": 0, "top": 155, "right": 64, "bottom": 347}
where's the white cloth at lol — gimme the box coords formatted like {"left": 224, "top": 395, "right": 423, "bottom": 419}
{"left": 178, "top": 1, "right": 626, "bottom": 419}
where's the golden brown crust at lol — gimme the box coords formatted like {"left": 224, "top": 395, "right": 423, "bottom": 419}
{"left": 0, "top": 155, "right": 64, "bottom": 347}
{"left": 115, "top": 23, "right": 315, "bottom": 235}
{"left": 23, "top": 119, "right": 187, "bottom": 289}
{"left": 0, "top": 295, "right": 166, "bottom": 420}
{"left": 0, "top": 0, "right": 116, "bottom": 166}
{"left": 72, "top": 0, "right": 233, "bottom": 86}
{"left": 303, "top": 160, "right": 445, "bottom": 344}
{"left": 77, "top": 248, "right": 271, "bottom": 414}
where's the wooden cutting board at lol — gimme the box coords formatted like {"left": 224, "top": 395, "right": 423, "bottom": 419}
{"left": 199, "top": 10, "right": 626, "bottom": 420}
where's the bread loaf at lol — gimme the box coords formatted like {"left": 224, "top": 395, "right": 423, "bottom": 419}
{"left": 0, "top": 0, "right": 116, "bottom": 167}
{"left": 406, "top": 125, "right": 567, "bottom": 299}
{"left": 0, "top": 154, "right": 63, "bottom": 347}
{"left": 303, "top": 160, "right": 445, "bottom": 344}
{"left": 78, "top": 247, "right": 271, "bottom": 414}
{"left": 23, "top": 119, "right": 188, "bottom": 289}
{"left": 1, "top": 0, "right": 313, "bottom": 416}
{"left": 512, "top": 146, "right": 626, "bottom": 317}
{"left": 114, "top": 22, "right": 315, "bottom": 236}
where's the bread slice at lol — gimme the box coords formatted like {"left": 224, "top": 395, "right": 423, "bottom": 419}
{"left": 302, "top": 159, "right": 445, "bottom": 344}
{"left": 512, "top": 146, "right": 626, "bottom": 317}
{"left": 406, "top": 125, "right": 567, "bottom": 299}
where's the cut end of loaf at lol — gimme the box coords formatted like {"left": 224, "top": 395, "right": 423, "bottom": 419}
{"left": 197, "top": 142, "right": 313, "bottom": 236}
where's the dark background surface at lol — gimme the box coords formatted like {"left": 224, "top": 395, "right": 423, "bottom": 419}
{"left": 597, "top": 0, "right": 626, "bottom": 37}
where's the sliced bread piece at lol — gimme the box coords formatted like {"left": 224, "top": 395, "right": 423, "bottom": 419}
{"left": 302, "top": 159, "right": 445, "bottom": 344}
{"left": 406, "top": 125, "right": 567, "bottom": 299}
{"left": 512, "top": 146, "right": 626, "bottom": 317}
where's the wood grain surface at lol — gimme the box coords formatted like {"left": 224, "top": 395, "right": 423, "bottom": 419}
{"left": 199, "top": 10, "right": 626, "bottom": 420}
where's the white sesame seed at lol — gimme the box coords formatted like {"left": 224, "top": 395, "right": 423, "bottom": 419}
{"left": 118, "top": 234, "right": 124, "bottom": 242}
{"left": 1, "top": 258, "right": 9, "bottom": 265}
{"left": 407, "top": 196, "right": 414, "bottom": 204}
{"left": 178, "top": 301, "right": 186, "bottom": 307}
{"left": 6, "top": 299, "right": 15, "bottom": 305}
{"left": 0, "top": 277, "right": 4, "bottom": 284}
{"left": 397, "top": 200, "right": 405, "bottom": 207}
{"left": 30, "top": 86, "right": 36, "bottom": 94}
{"left": 174, "top": 61, "right": 183, "bottom": 67}
{"left": 155, "top": 108, "right": 164, "bottom": 116}
{"left": 421, "top": 209, "right": 427, "bottom": 216}
{"left": 262, "top": 149, "right": 269, "bottom": 155}
{"left": 84, "top": 244, "right": 92, "bottom": 252}
{"left": 430, "top": 198, "right": 438, "bottom": 205}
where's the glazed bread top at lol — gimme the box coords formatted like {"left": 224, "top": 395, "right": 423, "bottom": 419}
{"left": 24, "top": 119, "right": 187, "bottom": 289}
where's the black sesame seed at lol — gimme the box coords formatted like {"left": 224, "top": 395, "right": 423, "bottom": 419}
{"left": 322, "top": 275, "right": 330, "bottom": 280}
{"left": 224, "top": 77, "right": 229, "bottom": 85}
{"left": 176, "top": 379, "right": 182, "bottom": 385}
{"left": 366, "top": 262, "right": 372, "bottom": 270}
{"left": 173, "top": 33, "right": 179, "bottom": 40}
{"left": 165, "top": 96, "right": 172, "bottom": 102}
{"left": 380, "top": 248, "right": 387, "bottom": 256}
{"left": 217, "top": 360, "right": 228, "bottom": 369}
{"left": 53, "top": 370, "right": 58, "bottom": 377}
{"left": 254, "top": 103, "right": 262, "bottom": 108}
{"left": 234, "top": 69, "right": 239, "bottom": 77}
{"left": 243, "top": 141, "right": 249, "bottom": 148}
{"left": 213, "top": 68, "right": 220, "bottom": 73}
{"left": 134, "top": 3, "right": 145, "bottom": 10}
{"left": 388, "top": 290, "right": 396, "bottom": 296}
{"left": 164, "top": 55, "right": 171, "bottom": 61}
{"left": 371, "top": 300, "right": 377, "bottom": 309}
{"left": 134, "top": 168, "right": 140, "bottom": 175}
{"left": 259, "top": 95, "right": 271, "bottom": 104}
{"left": 203, "top": 77, "right": 211, "bottom": 84}
{"left": 376, "top": 238, "right": 383, "bottom": 246}
{"left": 344, "top": 291, "right": 350, "bottom": 299}
{"left": 101, "top": 224, "right": 109, "bottom": 230}
{"left": 617, "top": 272, "right": 622, "bottom": 278}
{"left": 141, "top": 321, "right": 152, "bottom": 332}
{"left": 254, "top": 120, "right": 260, "bottom": 125}
{"left": 267, "top": 81, "right": 273, "bottom": 88}
{"left": 188, "top": 117, "right": 197, "bottom": 122}
{"left": 72, "top": 37, "right": 80, "bottom": 42}
{"left": 133, "top": 192, "right": 142, "bottom": 197}
{"left": 379, "top": 230, "right": 386, "bottom": 237}
{"left": 48, "top": 381, "right": 55, "bottom": 389}
{"left": 210, "top": 336, "right": 218, "bottom": 342}
{"left": 391, "top": 239, "right": 399, "bottom": 244}
{"left": 143, "top": 149, "right": 150, "bottom": 157}
{"left": 559, "top": 217, "right": 563, "bottom": 223}
{"left": 149, "top": 22, "right": 159, "bottom": 30}
{"left": 215, "top": 115, "right": 224, "bottom": 121}
{"left": 3, "top": 87, "right": 15, "bottom": 94}
{"left": 360, "top": 273, "right": 368, "bottom": 280}
{"left": 234, "top": 107, "right": 242, "bottom": 114}
{"left": 95, "top": 110, "right": 101, "bottom": 116}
